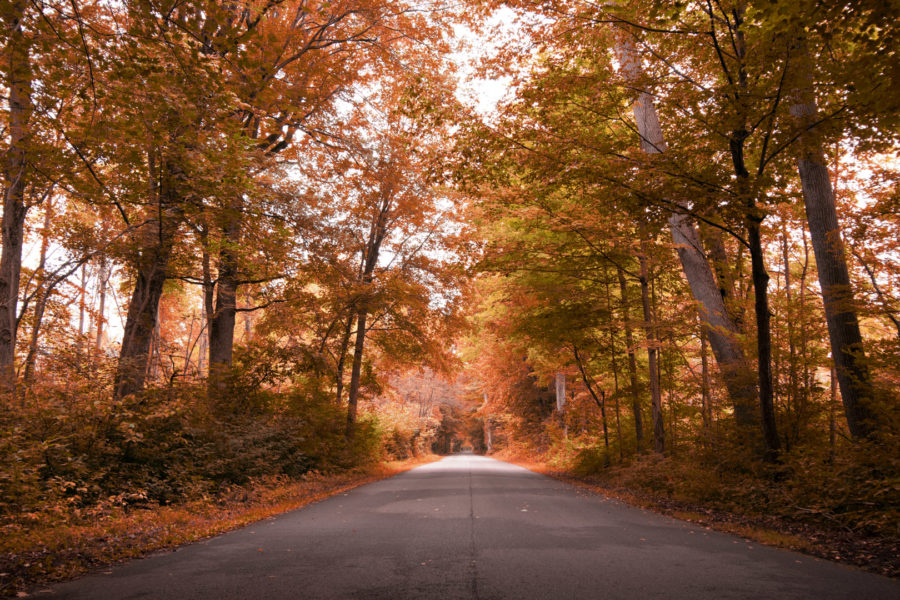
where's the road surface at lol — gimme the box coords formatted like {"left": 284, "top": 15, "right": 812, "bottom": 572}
{"left": 46, "top": 454, "right": 897, "bottom": 599}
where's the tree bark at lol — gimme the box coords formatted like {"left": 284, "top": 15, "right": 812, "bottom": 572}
{"left": 789, "top": 40, "right": 877, "bottom": 439}
{"left": 0, "top": 0, "right": 33, "bottom": 392}
{"left": 208, "top": 211, "right": 241, "bottom": 394}
{"left": 614, "top": 33, "right": 759, "bottom": 430}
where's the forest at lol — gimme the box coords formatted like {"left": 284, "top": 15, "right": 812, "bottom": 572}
{"left": 1, "top": 0, "right": 898, "bottom": 593}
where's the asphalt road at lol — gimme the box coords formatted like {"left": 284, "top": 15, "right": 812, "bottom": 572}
{"left": 46, "top": 454, "right": 897, "bottom": 599}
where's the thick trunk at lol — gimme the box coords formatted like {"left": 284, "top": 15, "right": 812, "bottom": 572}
{"left": 208, "top": 256, "right": 237, "bottom": 391}
{"left": 208, "top": 213, "right": 241, "bottom": 393}
{"left": 115, "top": 252, "right": 169, "bottom": 398}
{"left": 616, "top": 268, "right": 644, "bottom": 449}
{"left": 114, "top": 157, "right": 178, "bottom": 399}
{"left": 0, "top": 0, "right": 33, "bottom": 392}
{"left": 639, "top": 255, "right": 664, "bottom": 454}
{"left": 789, "top": 42, "right": 876, "bottom": 439}
{"left": 669, "top": 213, "right": 758, "bottom": 428}
{"left": 614, "top": 34, "right": 758, "bottom": 430}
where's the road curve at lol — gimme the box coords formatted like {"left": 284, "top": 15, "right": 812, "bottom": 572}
{"left": 47, "top": 454, "right": 897, "bottom": 599}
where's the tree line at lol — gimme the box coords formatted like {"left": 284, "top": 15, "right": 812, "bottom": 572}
{"left": 458, "top": 0, "right": 898, "bottom": 465}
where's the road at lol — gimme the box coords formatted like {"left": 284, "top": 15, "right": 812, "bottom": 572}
{"left": 46, "top": 454, "right": 897, "bottom": 599}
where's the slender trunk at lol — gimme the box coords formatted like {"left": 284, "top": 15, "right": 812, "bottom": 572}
{"left": 345, "top": 187, "right": 392, "bottom": 436}
{"left": 614, "top": 33, "right": 758, "bottom": 430}
{"left": 729, "top": 123, "right": 780, "bottom": 458}
{"left": 95, "top": 256, "right": 108, "bottom": 350}
{"left": 782, "top": 227, "right": 799, "bottom": 443}
{"left": 0, "top": 0, "right": 32, "bottom": 392}
{"left": 639, "top": 255, "right": 664, "bottom": 454}
{"left": 77, "top": 264, "right": 87, "bottom": 337}
{"left": 345, "top": 308, "right": 368, "bottom": 437}
{"left": 573, "top": 346, "right": 609, "bottom": 466}
{"left": 198, "top": 233, "right": 213, "bottom": 377}
{"left": 616, "top": 267, "right": 644, "bottom": 449}
{"left": 829, "top": 365, "right": 837, "bottom": 461}
{"left": 183, "top": 312, "right": 195, "bottom": 376}
{"left": 148, "top": 303, "right": 161, "bottom": 382}
{"left": 23, "top": 200, "right": 52, "bottom": 384}
{"left": 603, "top": 274, "right": 623, "bottom": 458}
{"left": 789, "top": 39, "right": 876, "bottom": 438}
{"left": 334, "top": 310, "right": 355, "bottom": 404}
{"left": 243, "top": 290, "right": 253, "bottom": 341}
{"left": 800, "top": 228, "right": 812, "bottom": 413}
{"left": 747, "top": 216, "right": 780, "bottom": 459}
{"left": 849, "top": 245, "right": 900, "bottom": 339}
{"left": 700, "top": 320, "right": 712, "bottom": 429}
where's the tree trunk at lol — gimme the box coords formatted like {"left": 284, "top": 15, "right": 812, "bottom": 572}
{"left": 335, "top": 310, "right": 355, "bottom": 405}
{"left": 115, "top": 251, "right": 169, "bottom": 398}
{"left": 616, "top": 267, "right": 644, "bottom": 450}
{"left": 699, "top": 320, "right": 712, "bottom": 429}
{"left": 208, "top": 213, "right": 240, "bottom": 394}
{"left": 638, "top": 255, "right": 664, "bottom": 454}
{"left": 573, "top": 346, "right": 609, "bottom": 466}
{"left": 95, "top": 255, "right": 108, "bottom": 350}
{"left": 114, "top": 157, "right": 178, "bottom": 399}
{"left": 782, "top": 227, "right": 800, "bottom": 443}
{"left": 23, "top": 200, "right": 53, "bottom": 384}
{"left": 77, "top": 264, "right": 87, "bottom": 338}
{"left": 789, "top": 40, "right": 876, "bottom": 439}
{"left": 198, "top": 232, "right": 214, "bottom": 377}
{"left": 729, "top": 118, "right": 780, "bottom": 458}
{"left": 0, "top": 0, "right": 33, "bottom": 392}
{"left": 344, "top": 187, "right": 392, "bottom": 437}
{"left": 614, "top": 33, "right": 758, "bottom": 430}
{"left": 747, "top": 216, "right": 781, "bottom": 459}
{"left": 345, "top": 308, "right": 368, "bottom": 438}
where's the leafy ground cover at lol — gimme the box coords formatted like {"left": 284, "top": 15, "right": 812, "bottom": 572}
{"left": 0, "top": 456, "right": 438, "bottom": 598}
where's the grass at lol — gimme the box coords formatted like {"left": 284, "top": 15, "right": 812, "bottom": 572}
{"left": 0, "top": 455, "right": 439, "bottom": 597}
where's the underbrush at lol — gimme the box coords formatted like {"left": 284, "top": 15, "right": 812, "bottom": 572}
{"left": 0, "top": 364, "right": 442, "bottom": 596}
